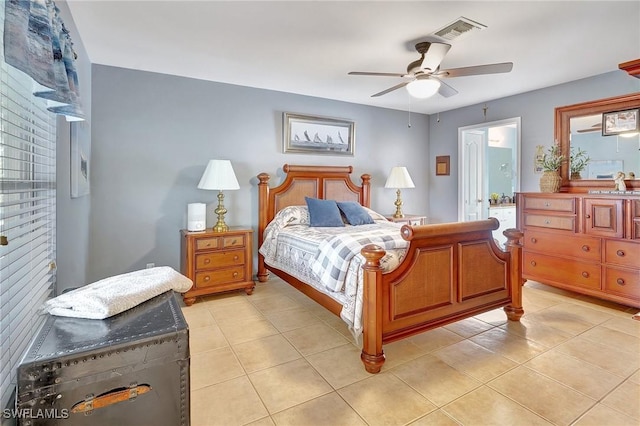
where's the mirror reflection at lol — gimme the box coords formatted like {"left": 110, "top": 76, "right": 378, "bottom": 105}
{"left": 569, "top": 114, "right": 639, "bottom": 180}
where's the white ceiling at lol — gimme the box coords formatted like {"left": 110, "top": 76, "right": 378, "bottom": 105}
{"left": 65, "top": 1, "right": 640, "bottom": 115}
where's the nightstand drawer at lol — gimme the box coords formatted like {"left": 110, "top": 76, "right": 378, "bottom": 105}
{"left": 195, "top": 266, "right": 246, "bottom": 287}
{"left": 196, "top": 250, "right": 245, "bottom": 269}
{"left": 524, "top": 213, "right": 576, "bottom": 231}
{"left": 196, "top": 237, "right": 220, "bottom": 250}
{"left": 223, "top": 235, "right": 245, "bottom": 248}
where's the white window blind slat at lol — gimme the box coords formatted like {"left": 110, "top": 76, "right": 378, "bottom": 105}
{"left": 0, "top": 7, "right": 57, "bottom": 410}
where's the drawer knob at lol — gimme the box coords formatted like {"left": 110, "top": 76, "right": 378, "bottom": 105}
{"left": 616, "top": 278, "right": 625, "bottom": 286}
{"left": 544, "top": 202, "right": 550, "bottom": 207}
{"left": 581, "top": 245, "right": 590, "bottom": 252}
{"left": 530, "top": 261, "right": 537, "bottom": 267}
{"left": 204, "top": 276, "right": 210, "bottom": 282}
{"left": 581, "top": 271, "right": 589, "bottom": 278}
{"left": 204, "top": 258, "right": 211, "bottom": 264}
{"left": 231, "top": 239, "right": 237, "bottom": 245}
{"left": 530, "top": 237, "right": 537, "bottom": 243}
{"left": 233, "top": 272, "right": 238, "bottom": 278}
{"left": 616, "top": 250, "right": 625, "bottom": 257}
{"left": 585, "top": 214, "right": 591, "bottom": 219}
{"left": 233, "top": 255, "right": 239, "bottom": 261}
{"left": 544, "top": 220, "right": 551, "bottom": 225}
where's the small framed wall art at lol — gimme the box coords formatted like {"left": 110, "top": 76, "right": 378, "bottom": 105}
{"left": 602, "top": 108, "right": 639, "bottom": 136}
{"left": 435, "top": 155, "right": 450, "bottom": 176}
{"left": 283, "top": 112, "right": 355, "bottom": 156}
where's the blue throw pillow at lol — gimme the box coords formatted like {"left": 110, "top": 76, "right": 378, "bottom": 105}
{"left": 337, "top": 201, "right": 375, "bottom": 225}
{"left": 305, "top": 197, "right": 344, "bottom": 227}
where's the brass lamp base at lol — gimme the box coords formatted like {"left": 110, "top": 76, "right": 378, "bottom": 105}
{"left": 393, "top": 189, "right": 404, "bottom": 218}
{"left": 212, "top": 191, "right": 230, "bottom": 233}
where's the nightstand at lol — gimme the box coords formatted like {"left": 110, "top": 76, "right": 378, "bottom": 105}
{"left": 180, "top": 227, "right": 254, "bottom": 306}
{"left": 385, "top": 214, "right": 427, "bottom": 226}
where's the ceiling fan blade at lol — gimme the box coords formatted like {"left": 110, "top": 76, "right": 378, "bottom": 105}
{"left": 419, "top": 43, "right": 451, "bottom": 72}
{"left": 439, "top": 62, "right": 513, "bottom": 78}
{"left": 432, "top": 77, "right": 458, "bottom": 98}
{"left": 371, "top": 81, "right": 409, "bottom": 97}
{"left": 348, "top": 71, "right": 407, "bottom": 77}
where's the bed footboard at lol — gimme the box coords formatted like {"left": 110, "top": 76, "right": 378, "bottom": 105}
{"left": 360, "top": 219, "right": 523, "bottom": 373}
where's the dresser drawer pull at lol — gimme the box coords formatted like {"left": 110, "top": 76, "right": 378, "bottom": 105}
{"left": 233, "top": 255, "right": 239, "bottom": 261}
{"left": 585, "top": 214, "right": 591, "bottom": 219}
{"left": 204, "top": 276, "right": 210, "bottom": 282}
{"left": 530, "top": 237, "right": 537, "bottom": 243}
{"left": 233, "top": 272, "right": 238, "bottom": 278}
{"left": 204, "top": 258, "right": 211, "bottom": 264}
{"left": 581, "top": 271, "right": 589, "bottom": 278}
{"left": 544, "top": 220, "right": 551, "bottom": 225}
{"left": 530, "top": 261, "right": 536, "bottom": 267}
{"left": 581, "top": 245, "right": 590, "bottom": 252}
{"left": 616, "top": 278, "right": 625, "bottom": 286}
{"left": 231, "top": 239, "right": 237, "bottom": 245}
{"left": 616, "top": 250, "right": 625, "bottom": 257}
{"left": 544, "top": 202, "right": 550, "bottom": 207}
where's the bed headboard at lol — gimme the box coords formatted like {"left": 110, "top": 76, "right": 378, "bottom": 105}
{"left": 257, "top": 164, "right": 371, "bottom": 247}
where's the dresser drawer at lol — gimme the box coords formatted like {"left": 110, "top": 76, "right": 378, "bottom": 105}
{"left": 524, "top": 252, "right": 600, "bottom": 290}
{"left": 604, "top": 240, "right": 640, "bottom": 268}
{"left": 524, "top": 230, "right": 601, "bottom": 261}
{"left": 196, "top": 250, "right": 246, "bottom": 270}
{"left": 523, "top": 196, "right": 575, "bottom": 212}
{"left": 604, "top": 266, "right": 640, "bottom": 300}
{"left": 195, "top": 266, "right": 246, "bottom": 287}
{"left": 524, "top": 213, "right": 576, "bottom": 231}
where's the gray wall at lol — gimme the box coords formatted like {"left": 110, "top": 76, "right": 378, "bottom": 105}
{"left": 77, "top": 65, "right": 430, "bottom": 286}
{"left": 428, "top": 71, "right": 640, "bottom": 223}
{"left": 55, "top": 2, "right": 92, "bottom": 293}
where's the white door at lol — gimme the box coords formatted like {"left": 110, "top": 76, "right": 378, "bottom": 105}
{"left": 459, "top": 130, "right": 485, "bottom": 221}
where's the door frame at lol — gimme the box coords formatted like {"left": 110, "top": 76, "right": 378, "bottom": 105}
{"left": 458, "top": 117, "right": 521, "bottom": 222}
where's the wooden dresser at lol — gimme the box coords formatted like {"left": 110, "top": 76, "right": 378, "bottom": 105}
{"left": 517, "top": 192, "right": 639, "bottom": 308}
{"left": 180, "top": 227, "right": 254, "bottom": 306}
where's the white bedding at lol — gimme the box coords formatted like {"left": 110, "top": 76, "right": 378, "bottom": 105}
{"left": 259, "top": 206, "right": 407, "bottom": 338}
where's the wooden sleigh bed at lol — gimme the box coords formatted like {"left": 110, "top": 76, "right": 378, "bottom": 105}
{"left": 257, "top": 164, "right": 524, "bottom": 373}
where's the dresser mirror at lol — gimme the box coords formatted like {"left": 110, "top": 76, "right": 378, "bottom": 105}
{"left": 555, "top": 92, "right": 640, "bottom": 191}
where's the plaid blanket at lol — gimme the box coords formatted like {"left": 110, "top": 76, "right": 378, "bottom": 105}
{"left": 310, "top": 227, "right": 409, "bottom": 292}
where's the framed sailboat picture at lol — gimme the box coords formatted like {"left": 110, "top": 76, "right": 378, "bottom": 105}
{"left": 283, "top": 112, "right": 355, "bottom": 156}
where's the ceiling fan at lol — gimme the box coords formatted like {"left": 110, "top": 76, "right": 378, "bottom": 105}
{"left": 348, "top": 41, "right": 513, "bottom": 99}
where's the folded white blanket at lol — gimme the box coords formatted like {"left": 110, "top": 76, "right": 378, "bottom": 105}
{"left": 40, "top": 266, "right": 193, "bottom": 319}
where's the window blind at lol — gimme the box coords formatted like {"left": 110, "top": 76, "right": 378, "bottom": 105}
{"left": 0, "top": 7, "right": 57, "bottom": 409}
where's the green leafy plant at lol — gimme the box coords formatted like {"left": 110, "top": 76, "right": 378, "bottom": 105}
{"left": 541, "top": 144, "right": 565, "bottom": 172}
{"left": 570, "top": 147, "right": 590, "bottom": 175}
{"left": 490, "top": 192, "right": 500, "bottom": 202}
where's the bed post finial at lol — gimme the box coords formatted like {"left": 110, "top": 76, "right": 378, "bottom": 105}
{"left": 360, "top": 244, "right": 386, "bottom": 373}
{"left": 503, "top": 228, "right": 524, "bottom": 321}
{"left": 257, "top": 172, "right": 271, "bottom": 282}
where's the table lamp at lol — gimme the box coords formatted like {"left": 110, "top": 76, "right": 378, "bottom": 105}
{"left": 384, "top": 166, "right": 415, "bottom": 218}
{"left": 197, "top": 159, "right": 240, "bottom": 232}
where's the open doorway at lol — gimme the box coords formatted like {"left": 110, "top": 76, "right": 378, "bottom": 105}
{"left": 458, "top": 117, "right": 521, "bottom": 246}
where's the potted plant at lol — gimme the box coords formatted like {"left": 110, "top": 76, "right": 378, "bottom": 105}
{"left": 539, "top": 144, "right": 565, "bottom": 192}
{"left": 490, "top": 192, "right": 500, "bottom": 205}
{"left": 570, "top": 147, "right": 590, "bottom": 180}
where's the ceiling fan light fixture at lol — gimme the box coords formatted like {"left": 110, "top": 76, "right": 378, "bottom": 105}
{"left": 406, "top": 78, "right": 440, "bottom": 99}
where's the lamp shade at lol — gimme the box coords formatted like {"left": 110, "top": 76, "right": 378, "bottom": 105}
{"left": 385, "top": 167, "right": 415, "bottom": 189}
{"left": 197, "top": 160, "right": 240, "bottom": 190}
{"left": 406, "top": 78, "right": 441, "bottom": 99}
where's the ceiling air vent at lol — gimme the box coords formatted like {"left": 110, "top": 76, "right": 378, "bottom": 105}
{"left": 433, "top": 17, "right": 486, "bottom": 41}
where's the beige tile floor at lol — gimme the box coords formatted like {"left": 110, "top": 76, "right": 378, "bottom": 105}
{"left": 182, "top": 279, "right": 640, "bottom": 426}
